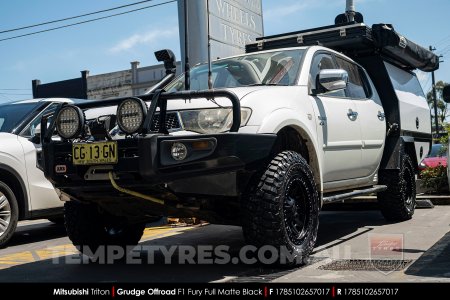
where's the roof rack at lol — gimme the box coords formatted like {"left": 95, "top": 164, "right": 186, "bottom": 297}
{"left": 246, "top": 22, "right": 439, "bottom": 72}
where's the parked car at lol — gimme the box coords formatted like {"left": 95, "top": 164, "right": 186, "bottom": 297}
{"left": 0, "top": 98, "right": 86, "bottom": 247}
{"left": 419, "top": 143, "right": 448, "bottom": 174}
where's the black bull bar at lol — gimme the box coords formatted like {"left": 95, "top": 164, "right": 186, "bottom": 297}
{"left": 41, "top": 89, "right": 242, "bottom": 143}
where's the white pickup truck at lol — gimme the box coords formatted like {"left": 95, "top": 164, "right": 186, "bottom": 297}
{"left": 41, "top": 22, "right": 440, "bottom": 264}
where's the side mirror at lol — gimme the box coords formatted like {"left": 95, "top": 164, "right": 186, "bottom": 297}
{"left": 318, "top": 69, "right": 348, "bottom": 93}
{"left": 443, "top": 85, "right": 450, "bottom": 103}
{"left": 31, "top": 124, "right": 41, "bottom": 144}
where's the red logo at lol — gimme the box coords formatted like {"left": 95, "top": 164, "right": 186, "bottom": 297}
{"left": 369, "top": 233, "right": 404, "bottom": 275}
{"left": 55, "top": 165, "right": 67, "bottom": 174}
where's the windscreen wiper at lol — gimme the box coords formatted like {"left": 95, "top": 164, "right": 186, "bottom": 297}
{"left": 246, "top": 83, "right": 287, "bottom": 86}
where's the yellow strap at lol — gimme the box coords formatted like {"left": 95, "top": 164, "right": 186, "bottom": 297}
{"left": 108, "top": 172, "right": 164, "bottom": 205}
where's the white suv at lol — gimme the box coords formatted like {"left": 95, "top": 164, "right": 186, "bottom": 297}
{"left": 0, "top": 98, "right": 82, "bottom": 247}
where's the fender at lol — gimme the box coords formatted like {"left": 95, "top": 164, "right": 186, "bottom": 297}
{"left": 258, "top": 108, "right": 323, "bottom": 191}
{"left": 379, "top": 136, "right": 422, "bottom": 171}
{"left": 0, "top": 163, "right": 30, "bottom": 219}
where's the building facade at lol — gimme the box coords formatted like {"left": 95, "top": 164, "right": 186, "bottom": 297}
{"left": 33, "top": 61, "right": 181, "bottom": 100}
{"left": 86, "top": 61, "right": 182, "bottom": 100}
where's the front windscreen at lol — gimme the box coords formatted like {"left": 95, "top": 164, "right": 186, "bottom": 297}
{"left": 0, "top": 103, "right": 39, "bottom": 133}
{"left": 166, "top": 49, "right": 305, "bottom": 92}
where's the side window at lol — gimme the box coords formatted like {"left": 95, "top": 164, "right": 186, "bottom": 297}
{"left": 20, "top": 103, "right": 59, "bottom": 138}
{"left": 309, "top": 53, "right": 345, "bottom": 97}
{"left": 335, "top": 57, "right": 368, "bottom": 99}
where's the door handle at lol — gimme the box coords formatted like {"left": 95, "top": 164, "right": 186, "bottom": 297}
{"left": 347, "top": 109, "right": 358, "bottom": 120}
{"left": 377, "top": 111, "right": 385, "bottom": 121}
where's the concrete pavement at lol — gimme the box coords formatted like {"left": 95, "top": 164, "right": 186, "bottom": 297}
{"left": 275, "top": 207, "right": 450, "bottom": 282}
{"left": 0, "top": 205, "right": 448, "bottom": 282}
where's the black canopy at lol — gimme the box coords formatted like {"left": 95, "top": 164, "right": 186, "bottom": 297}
{"left": 246, "top": 22, "right": 439, "bottom": 72}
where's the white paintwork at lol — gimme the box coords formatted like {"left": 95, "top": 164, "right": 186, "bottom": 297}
{"left": 17, "top": 98, "right": 76, "bottom": 104}
{"left": 236, "top": 46, "right": 425, "bottom": 191}
{"left": 0, "top": 98, "right": 79, "bottom": 219}
{"left": 0, "top": 133, "right": 61, "bottom": 212}
{"left": 415, "top": 141, "right": 431, "bottom": 169}
{"left": 385, "top": 62, "right": 431, "bottom": 165}
{"left": 310, "top": 94, "right": 363, "bottom": 182}
{"left": 354, "top": 72, "right": 386, "bottom": 178}
{"left": 385, "top": 62, "right": 431, "bottom": 135}
{"left": 136, "top": 46, "right": 427, "bottom": 193}
{"left": 17, "top": 136, "right": 61, "bottom": 211}
{"left": 298, "top": 47, "right": 386, "bottom": 188}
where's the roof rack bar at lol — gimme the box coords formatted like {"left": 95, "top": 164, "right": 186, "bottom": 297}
{"left": 247, "top": 23, "right": 366, "bottom": 50}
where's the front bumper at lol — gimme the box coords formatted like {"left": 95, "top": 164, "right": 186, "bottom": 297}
{"left": 41, "top": 89, "right": 276, "bottom": 201}
{"left": 43, "top": 133, "right": 277, "bottom": 194}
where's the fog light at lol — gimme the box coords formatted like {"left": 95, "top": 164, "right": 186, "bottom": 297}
{"left": 171, "top": 142, "right": 188, "bottom": 161}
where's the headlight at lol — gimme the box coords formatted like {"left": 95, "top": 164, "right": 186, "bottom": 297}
{"left": 179, "top": 108, "right": 252, "bottom": 134}
{"left": 56, "top": 105, "right": 84, "bottom": 139}
{"left": 116, "top": 98, "right": 147, "bottom": 134}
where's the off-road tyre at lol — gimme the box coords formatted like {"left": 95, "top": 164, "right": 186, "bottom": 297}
{"left": 64, "top": 201, "right": 145, "bottom": 259}
{"left": 242, "top": 151, "right": 319, "bottom": 265}
{"left": 378, "top": 154, "right": 416, "bottom": 222}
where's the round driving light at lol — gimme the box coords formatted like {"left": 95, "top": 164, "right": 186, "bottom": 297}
{"left": 171, "top": 142, "right": 188, "bottom": 161}
{"left": 56, "top": 105, "right": 84, "bottom": 139}
{"left": 117, "top": 98, "right": 147, "bottom": 134}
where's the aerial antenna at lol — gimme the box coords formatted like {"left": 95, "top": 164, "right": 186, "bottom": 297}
{"left": 206, "top": 0, "right": 213, "bottom": 90}
{"left": 184, "top": 0, "right": 190, "bottom": 90}
{"left": 346, "top": 0, "right": 355, "bottom": 22}
{"left": 335, "top": 0, "right": 363, "bottom": 24}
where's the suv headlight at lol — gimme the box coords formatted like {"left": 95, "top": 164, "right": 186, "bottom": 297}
{"left": 56, "top": 105, "right": 84, "bottom": 139}
{"left": 116, "top": 98, "right": 147, "bottom": 134}
{"left": 179, "top": 108, "right": 252, "bottom": 134}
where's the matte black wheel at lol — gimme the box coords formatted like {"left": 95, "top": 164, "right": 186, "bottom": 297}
{"left": 0, "top": 181, "right": 19, "bottom": 248}
{"left": 64, "top": 201, "right": 145, "bottom": 259}
{"left": 378, "top": 154, "right": 416, "bottom": 222}
{"left": 242, "top": 151, "right": 319, "bottom": 265}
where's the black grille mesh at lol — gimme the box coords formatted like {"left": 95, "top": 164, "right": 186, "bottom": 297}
{"left": 150, "top": 112, "right": 181, "bottom": 131}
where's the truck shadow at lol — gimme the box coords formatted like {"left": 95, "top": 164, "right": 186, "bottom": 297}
{"left": 0, "top": 208, "right": 387, "bottom": 282}
{"left": 7, "top": 222, "right": 67, "bottom": 247}
{"left": 315, "top": 206, "right": 385, "bottom": 249}
{"left": 404, "top": 232, "right": 450, "bottom": 279}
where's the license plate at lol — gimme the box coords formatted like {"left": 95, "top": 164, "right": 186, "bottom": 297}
{"left": 72, "top": 142, "right": 118, "bottom": 165}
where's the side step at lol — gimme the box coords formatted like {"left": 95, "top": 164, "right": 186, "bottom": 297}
{"left": 322, "top": 185, "right": 387, "bottom": 204}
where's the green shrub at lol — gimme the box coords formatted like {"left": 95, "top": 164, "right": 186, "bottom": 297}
{"left": 420, "top": 165, "right": 448, "bottom": 193}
